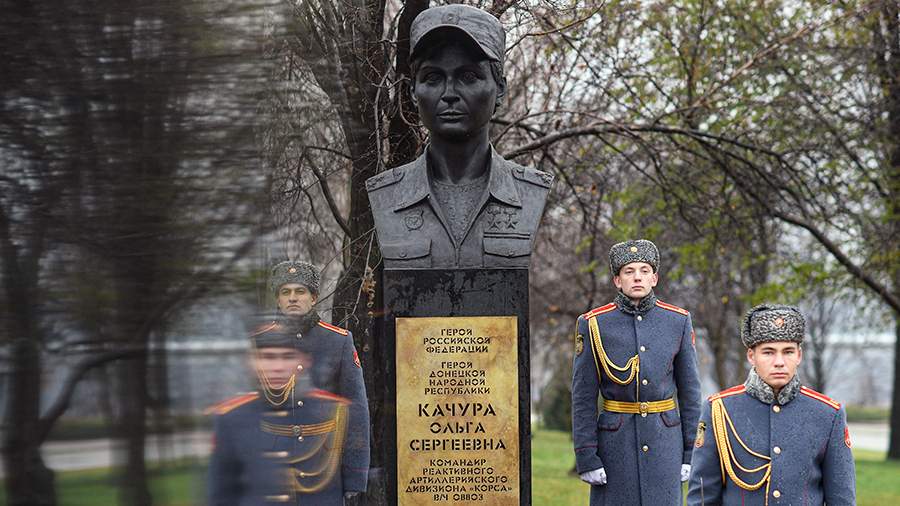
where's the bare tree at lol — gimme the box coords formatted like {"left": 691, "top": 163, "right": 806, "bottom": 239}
{"left": 1, "top": 2, "right": 273, "bottom": 505}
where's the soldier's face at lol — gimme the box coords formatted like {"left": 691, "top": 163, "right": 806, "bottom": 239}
{"left": 276, "top": 283, "right": 317, "bottom": 317}
{"left": 613, "top": 262, "right": 658, "bottom": 300}
{"left": 747, "top": 341, "right": 802, "bottom": 391}
{"left": 252, "top": 347, "right": 308, "bottom": 388}
{"left": 412, "top": 40, "right": 500, "bottom": 141}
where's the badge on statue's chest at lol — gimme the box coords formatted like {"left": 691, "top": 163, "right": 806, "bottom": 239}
{"left": 404, "top": 209, "right": 424, "bottom": 231}
{"left": 486, "top": 204, "right": 519, "bottom": 230}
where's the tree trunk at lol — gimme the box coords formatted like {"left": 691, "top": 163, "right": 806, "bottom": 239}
{"left": 322, "top": 4, "right": 425, "bottom": 504}
{"left": 889, "top": 318, "right": 900, "bottom": 460}
{"left": 116, "top": 352, "right": 152, "bottom": 506}
{"left": 2, "top": 339, "right": 56, "bottom": 506}
{"left": 877, "top": 1, "right": 900, "bottom": 461}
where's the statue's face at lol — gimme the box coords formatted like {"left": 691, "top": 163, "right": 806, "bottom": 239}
{"left": 412, "top": 41, "right": 499, "bottom": 141}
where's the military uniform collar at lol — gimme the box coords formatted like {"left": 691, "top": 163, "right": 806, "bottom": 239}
{"left": 744, "top": 367, "right": 801, "bottom": 405}
{"left": 391, "top": 145, "right": 522, "bottom": 211}
{"left": 615, "top": 290, "right": 658, "bottom": 316}
{"left": 276, "top": 311, "right": 321, "bottom": 334}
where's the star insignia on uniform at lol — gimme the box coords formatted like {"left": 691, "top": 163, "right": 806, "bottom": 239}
{"left": 503, "top": 208, "right": 518, "bottom": 229}
{"left": 575, "top": 334, "right": 584, "bottom": 355}
{"left": 486, "top": 205, "right": 502, "bottom": 230}
{"left": 773, "top": 317, "right": 785, "bottom": 328}
{"left": 629, "top": 246, "right": 638, "bottom": 252}
{"left": 288, "top": 267, "right": 297, "bottom": 273}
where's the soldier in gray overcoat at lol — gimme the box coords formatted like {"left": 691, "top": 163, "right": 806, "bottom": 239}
{"left": 572, "top": 239, "right": 701, "bottom": 505}
{"left": 687, "top": 304, "right": 856, "bottom": 505}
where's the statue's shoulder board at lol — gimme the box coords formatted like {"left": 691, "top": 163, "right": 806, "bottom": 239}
{"left": 365, "top": 168, "right": 405, "bottom": 192}
{"left": 510, "top": 164, "right": 554, "bottom": 188}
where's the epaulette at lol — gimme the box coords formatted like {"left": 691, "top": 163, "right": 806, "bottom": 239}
{"left": 708, "top": 385, "right": 745, "bottom": 402}
{"left": 581, "top": 302, "right": 616, "bottom": 319}
{"left": 800, "top": 386, "right": 841, "bottom": 410}
{"left": 656, "top": 300, "right": 689, "bottom": 316}
{"left": 318, "top": 320, "right": 349, "bottom": 335}
{"left": 511, "top": 165, "right": 554, "bottom": 188}
{"left": 205, "top": 392, "right": 258, "bottom": 415}
{"left": 308, "top": 389, "right": 351, "bottom": 405}
{"left": 365, "top": 169, "right": 403, "bottom": 191}
{"left": 249, "top": 321, "right": 279, "bottom": 337}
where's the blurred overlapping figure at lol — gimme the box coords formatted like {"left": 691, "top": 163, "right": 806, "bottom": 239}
{"left": 207, "top": 261, "right": 369, "bottom": 505}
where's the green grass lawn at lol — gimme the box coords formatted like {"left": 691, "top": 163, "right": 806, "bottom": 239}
{"left": 531, "top": 429, "right": 900, "bottom": 506}
{"left": 0, "top": 460, "right": 207, "bottom": 506}
{"left": 3, "top": 430, "right": 899, "bottom": 505}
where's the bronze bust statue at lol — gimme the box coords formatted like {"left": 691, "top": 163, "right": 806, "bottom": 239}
{"left": 367, "top": 4, "right": 553, "bottom": 270}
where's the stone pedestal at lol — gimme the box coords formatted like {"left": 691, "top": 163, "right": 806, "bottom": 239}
{"left": 382, "top": 269, "right": 531, "bottom": 506}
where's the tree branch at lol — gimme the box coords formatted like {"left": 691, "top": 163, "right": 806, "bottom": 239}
{"left": 303, "top": 152, "right": 351, "bottom": 236}
{"left": 37, "top": 347, "right": 144, "bottom": 442}
{"left": 772, "top": 209, "right": 900, "bottom": 313}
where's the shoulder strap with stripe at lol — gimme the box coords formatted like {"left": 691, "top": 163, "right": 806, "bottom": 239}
{"left": 800, "top": 386, "right": 841, "bottom": 410}
{"left": 205, "top": 392, "right": 259, "bottom": 415}
{"left": 318, "top": 320, "right": 349, "bottom": 335}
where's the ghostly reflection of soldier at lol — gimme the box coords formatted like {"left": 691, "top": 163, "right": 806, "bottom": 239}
{"left": 207, "top": 260, "right": 369, "bottom": 504}
{"left": 268, "top": 260, "right": 369, "bottom": 499}
{"left": 207, "top": 321, "right": 365, "bottom": 505}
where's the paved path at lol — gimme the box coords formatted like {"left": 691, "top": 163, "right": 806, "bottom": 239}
{"left": 848, "top": 422, "right": 889, "bottom": 453}
{"left": 0, "top": 430, "right": 213, "bottom": 478}
{"left": 0, "top": 424, "right": 890, "bottom": 477}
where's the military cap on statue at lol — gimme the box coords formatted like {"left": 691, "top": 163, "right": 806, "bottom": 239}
{"left": 740, "top": 303, "right": 805, "bottom": 348}
{"left": 269, "top": 260, "right": 320, "bottom": 295}
{"left": 608, "top": 239, "right": 660, "bottom": 275}
{"left": 410, "top": 4, "right": 505, "bottom": 64}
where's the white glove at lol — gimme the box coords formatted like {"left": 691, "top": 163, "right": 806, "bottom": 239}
{"left": 579, "top": 467, "right": 607, "bottom": 486}
{"left": 681, "top": 463, "right": 691, "bottom": 482}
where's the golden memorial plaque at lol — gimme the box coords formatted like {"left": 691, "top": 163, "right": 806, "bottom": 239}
{"left": 396, "top": 316, "right": 519, "bottom": 505}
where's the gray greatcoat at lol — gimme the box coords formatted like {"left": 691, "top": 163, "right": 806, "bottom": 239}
{"left": 572, "top": 297, "right": 701, "bottom": 506}
{"left": 280, "top": 318, "right": 370, "bottom": 492}
{"left": 687, "top": 382, "right": 856, "bottom": 505}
